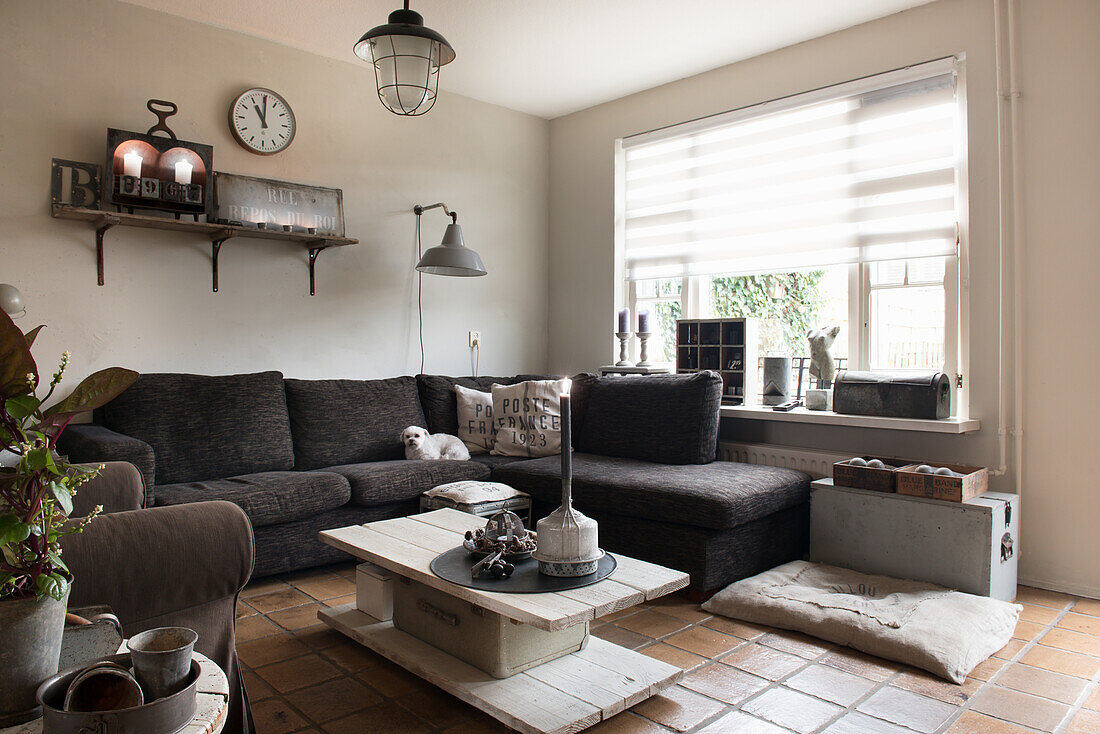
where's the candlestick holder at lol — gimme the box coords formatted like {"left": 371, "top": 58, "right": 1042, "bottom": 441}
{"left": 636, "top": 332, "right": 652, "bottom": 367}
{"left": 615, "top": 332, "right": 633, "bottom": 367}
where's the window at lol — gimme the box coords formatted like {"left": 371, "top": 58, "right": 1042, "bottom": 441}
{"left": 617, "top": 58, "right": 966, "bottom": 411}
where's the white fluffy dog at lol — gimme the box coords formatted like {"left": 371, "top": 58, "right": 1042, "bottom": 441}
{"left": 401, "top": 426, "right": 470, "bottom": 461}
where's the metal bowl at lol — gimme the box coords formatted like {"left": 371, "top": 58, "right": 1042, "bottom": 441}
{"left": 37, "top": 653, "right": 199, "bottom": 734}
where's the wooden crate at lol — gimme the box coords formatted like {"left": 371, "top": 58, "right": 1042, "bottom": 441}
{"left": 896, "top": 463, "right": 989, "bottom": 502}
{"left": 832, "top": 457, "right": 914, "bottom": 492}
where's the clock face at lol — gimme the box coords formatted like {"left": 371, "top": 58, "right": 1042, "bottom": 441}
{"left": 229, "top": 88, "right": 296, "bottom": 155}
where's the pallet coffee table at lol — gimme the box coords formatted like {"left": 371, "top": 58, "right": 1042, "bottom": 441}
{"left": 318, "top": 509, "right": 689, "bottom": 734}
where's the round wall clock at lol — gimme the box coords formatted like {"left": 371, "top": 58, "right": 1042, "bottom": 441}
{"left": 228, "top": 87, "right": 296, "bottom": 155}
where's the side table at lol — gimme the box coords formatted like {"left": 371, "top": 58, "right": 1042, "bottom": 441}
{"left": 1, "top": 651, "right": 229, "bottom": 734}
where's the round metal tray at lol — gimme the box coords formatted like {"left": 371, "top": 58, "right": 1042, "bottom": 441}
{"left": 36, "top": 653, "right": 199, "bottom": 734}
{"left": 430, "top": 546, "right": 617, "bottom": 593}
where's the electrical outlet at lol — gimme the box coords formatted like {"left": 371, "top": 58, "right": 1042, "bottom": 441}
{"left": 468, "top": 330, "right": 481, "bottom": 348}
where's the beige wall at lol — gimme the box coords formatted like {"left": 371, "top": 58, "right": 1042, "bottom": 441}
{"left": 0, "top": 0, "right": 549, "bottom": 382}
{"left": 548, "top": 0, "right": 1100, "bottom": 595}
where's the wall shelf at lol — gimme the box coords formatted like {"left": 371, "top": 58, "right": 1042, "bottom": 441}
{"left": 51, "top": 206, "right": 358, "bottom": 295}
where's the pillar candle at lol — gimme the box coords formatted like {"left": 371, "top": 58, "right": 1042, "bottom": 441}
{"left": 617, "top": 308, "right": 629, "bottom": 333}
{"left": 560, "top": 379, "right": 572, "bottom": 499}
{"left": 174, "top": 160, "right": 194, "bottom": 185}
{"left": 122, "top": 152, "right": 143, "bottom": 178}
{"left": 638, "top": 309, "right": 651, "bottom": 334}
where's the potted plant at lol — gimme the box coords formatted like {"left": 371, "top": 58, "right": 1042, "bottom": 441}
{"left": 0, "top": 310, "right": 137, "bottom": 725}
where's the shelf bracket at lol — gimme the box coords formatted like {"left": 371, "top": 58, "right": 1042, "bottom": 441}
{"left": 308, "top": 244, "right": 330, "bottom": 296}
{"left": 210, "top": 230, "right": 235, "bottom": 293}
{"left": 94, "top": 215, "right": 119, "bottom": 286}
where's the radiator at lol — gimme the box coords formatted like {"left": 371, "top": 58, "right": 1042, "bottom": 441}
{"left": 718, "top": 441, "right": 852, "bottom": 479}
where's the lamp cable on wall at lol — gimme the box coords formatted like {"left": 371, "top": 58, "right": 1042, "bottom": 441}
{"left": 415, "top": 214, "right": 425, "bottom": 374}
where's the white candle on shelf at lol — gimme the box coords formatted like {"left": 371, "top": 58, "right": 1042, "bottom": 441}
{"left": 618, "top": 308, "right": 629, "bottom": 334}
{"left": 122, "top": 152, "right": 143, "bottom": 178}
{"left": 173, "top": 160, "right": 193, "bottom": 185}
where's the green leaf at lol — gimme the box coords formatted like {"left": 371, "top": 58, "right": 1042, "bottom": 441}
{"left": 49, "top": 481, "right": 73, "bottom": 516}
{"left": 41, "top": 367, "right": 139, "bottom": 422}
{"left": 0, "top": 311, "right": 37, "bottom": 400}
{"left": 5, "top": 395, "right": 39, "bottom": 421}
{"left": 23, "top": 326, "right": 45, "bottom": 349}
{"left": 24, "top": 448, "right": 49, "bottom": 471}
{"left": 35, "top": 573, "right": 65, "bottom": 600}
{"left": 0, "top": 515, "right": 31, "bottom": 545}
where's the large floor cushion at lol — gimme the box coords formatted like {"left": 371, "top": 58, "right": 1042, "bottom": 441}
{"left": 284, "top": 377, "right": 426, "bottom": 470}
{"left": 416, "top": 374, "right": 545, "bottom": 436}
{"left": 100, "top": 371, "right": 295, "bottom": 485}
{"left": 492, "top": 453, "right": 809, "bottom": 530}
{"left": 702, "top": 561, "right": 1021, "bottom": 683}
{"left": 326, "top": 460, "right": 491, "bottom": 506}
{"left": 154, "top": 471, "right": 351, "bottom": 528}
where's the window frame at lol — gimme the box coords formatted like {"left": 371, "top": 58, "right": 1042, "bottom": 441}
{"left": 617, "top": 59, "right": 971, "bottom": 418}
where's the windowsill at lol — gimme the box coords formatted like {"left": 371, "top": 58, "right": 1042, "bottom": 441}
{"left": 720, "top": 405, "right": 980, "bottom": 434}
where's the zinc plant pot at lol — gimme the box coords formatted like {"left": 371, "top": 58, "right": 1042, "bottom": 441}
{"left": 0, "top": 582, "right": 70, "bottom": 726}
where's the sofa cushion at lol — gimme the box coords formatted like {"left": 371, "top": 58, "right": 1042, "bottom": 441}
{"left": 416, "top": 374, "right": 545, "bottom": 436}
{"left": 490, "top": 379, "right": 569, "bottom": 458}
{"left": 285, "top": 377, "right": 426, "bottom": 470}
{"left": 154, "top": 471, "right": 351, "bottom": 528}
{"left": 326, "top": 460, "right": 491, "bottom": 506}
{"left": 101, "top": 371, "right": 294, "bottom": 485}
{"left": 492, "top": 453, "right": 810, "bottom": 530}
{"left": 572, "top": 372, "right": 722, "bottom": 465}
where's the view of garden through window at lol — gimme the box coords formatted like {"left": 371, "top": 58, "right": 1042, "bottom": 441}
{"left": 638, "top": 257, "right": 946, "bottom": 372}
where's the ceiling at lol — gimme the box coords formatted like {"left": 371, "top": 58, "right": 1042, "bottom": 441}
{"left": 121, "top": 0, "right": 936, "bottom": 119}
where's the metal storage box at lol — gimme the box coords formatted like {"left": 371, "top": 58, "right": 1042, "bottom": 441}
{"left": 833, "top": 371, "right": 951, "bottom": 419}
{"left": 391, "top": 577, "right": 588, "bottom": 678}
{"left": 809, "top": 478, "right": 1019, "bottom": 601}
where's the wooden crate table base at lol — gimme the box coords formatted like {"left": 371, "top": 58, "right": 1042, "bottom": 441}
{"left": 318, "top": 509, "right": 689, "bottom": 734}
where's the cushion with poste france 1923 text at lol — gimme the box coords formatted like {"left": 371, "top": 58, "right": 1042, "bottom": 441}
{"left": 490, "top": 379, "right": 569, "bottom": 458}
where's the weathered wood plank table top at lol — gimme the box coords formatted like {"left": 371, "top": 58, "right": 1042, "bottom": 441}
{"left": 318, "top": 509, "right": 690, "bottom": 734}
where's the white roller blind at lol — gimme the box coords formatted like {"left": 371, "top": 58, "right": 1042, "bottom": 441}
{"left": 621, "top": 59, "right": 960, "bottom": 281}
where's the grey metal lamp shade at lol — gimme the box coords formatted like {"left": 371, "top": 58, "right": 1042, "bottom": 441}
{"left": 0, "top": 284, "right": 25, "bottom": 318}
{"left": 416, "top": 223, "right": 487, "bottom": 276}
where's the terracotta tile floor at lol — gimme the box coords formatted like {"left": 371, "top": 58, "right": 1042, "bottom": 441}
{"left": 238, "top": 565, "right": 1100, "bottom": 734}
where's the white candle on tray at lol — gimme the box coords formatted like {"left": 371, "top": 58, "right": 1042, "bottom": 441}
{"left": 560, "top": 378, "right": 572, "bottom": 490}
{"left": 618, "top": 308, "right": 629, "bottom": 334}
{"left": 638, "top": 309, "right": 651, "bottom": 334}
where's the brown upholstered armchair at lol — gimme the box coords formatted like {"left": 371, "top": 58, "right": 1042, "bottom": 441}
{"left": 60, "top": 462, "right": 255, "bottom": 733}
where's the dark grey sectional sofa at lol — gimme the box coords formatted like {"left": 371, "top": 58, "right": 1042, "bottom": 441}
{"left": 59, "top": 370, "right": 810, "bottom": 593}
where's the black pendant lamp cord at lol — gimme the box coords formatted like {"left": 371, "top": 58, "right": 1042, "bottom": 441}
{"left": 416, "top": 212, "right": 425, "bottom": 374}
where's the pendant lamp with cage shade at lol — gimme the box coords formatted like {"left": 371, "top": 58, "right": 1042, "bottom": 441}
{"left": 353, "top": 1, "right": 456, "bottom": 117}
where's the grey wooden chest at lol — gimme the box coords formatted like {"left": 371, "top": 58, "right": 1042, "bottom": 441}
{"left": 809, "top": 478, "right": 1019, "bottom": 601}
